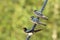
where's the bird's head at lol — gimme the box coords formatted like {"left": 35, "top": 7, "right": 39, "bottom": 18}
{"left": 34, "top": 10, "right": 37, "bottom": 12}
{"left": 23, "top": 27, "right": 27, "bottom": 32}
{"left": 30, "top": 16, "right": 34, "bottom": 19}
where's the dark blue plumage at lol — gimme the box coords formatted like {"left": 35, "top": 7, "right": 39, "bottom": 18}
{"left": 34, "top": 10, "right": 48, "bottom": 20}
{"left": 24, "top": 0, "right": 48, "bottom": 40}
{"left": 33, "top": 0, "right": 48, "bottom": 20}
{"left": 30, "top": 16, "right": 46, "bottom": 26}
{"left": 23, "top": 27, "right": 43, "bottom": 40}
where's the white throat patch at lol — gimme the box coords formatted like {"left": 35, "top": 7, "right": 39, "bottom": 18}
{"left": 28, "top": 33, "right": 33, "bottom": 36}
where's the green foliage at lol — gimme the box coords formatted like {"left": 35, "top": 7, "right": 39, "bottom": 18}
{"left": 0, "top": 0, "right": 60, "bottom": 40}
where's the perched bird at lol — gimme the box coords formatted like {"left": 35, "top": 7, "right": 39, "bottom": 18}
{"left": 33, "top": 0, "right": 48, "bottom": 20}
{"left": 30, "top": 16, "right": 46, "bottom": 26}
{"left": 23, "top": 27, "right": 43, "bottom": 40}
{"left": 33, "top": 10, "right": 48, "bottom": 20}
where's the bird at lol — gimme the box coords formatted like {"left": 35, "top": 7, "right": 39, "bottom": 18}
{"left": 30, "top": 16, "right": 46, "bottom": 26}
{"left": 23, "top": 27, "right": 43, "bottom": 40}
{"left": 33, "top": 10, "right": 48, "bottom": 20}
{"left": 33, "top": 0, "right": 48, "bottom": 20}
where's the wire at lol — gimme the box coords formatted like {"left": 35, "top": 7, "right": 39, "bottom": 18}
{"left": 40, "top": 0, "right": 48, "bottom": 13}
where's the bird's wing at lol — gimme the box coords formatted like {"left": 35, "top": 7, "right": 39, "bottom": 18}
{"left": 32, "top": 18, "right": 37, "bottom": 22}
{"left": 26, "top": 35, "right": 31, "bottom": 40}
{"left": 35, "top": 18, "right": 39, "bottom": 22}
{"left": 39, "top": 22, "right": 46, "bottom": 26}
{"left": 26, "top": 30, "right": 32, "bottom": 33}
{"left": 34, "top": 29, "right": 43, "bottom": 32}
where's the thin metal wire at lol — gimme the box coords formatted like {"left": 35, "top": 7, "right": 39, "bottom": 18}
{"left": 26, "top": 0, "right": 48, "bottom": 40}
{"left": 32, "top": 0, "right": 48, "bottom": 34}
{"left": 40, "top": 0, "right": 48, "bottom": 13}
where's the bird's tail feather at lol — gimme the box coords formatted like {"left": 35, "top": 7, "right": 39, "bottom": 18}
{"left": 34, "top": 29, "right": 43, "bottom": 32}
{"left": 41, "top": 16, "right": 48, "bottom": 20}
{"left": 39, "top": 22, "right": 46, "bottom": 26}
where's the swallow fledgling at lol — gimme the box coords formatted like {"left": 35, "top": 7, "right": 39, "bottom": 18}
{"left": 23, "top": 27, "right": 43, "bottom": 40}
{"left": 33, "top": 0, "right": 48, "bottom": 20}
{"left": 30, "top": 16, "right": 46, "bottom": 26}
{"left": 33, "top": 10, "right": 48, "bottom": 20}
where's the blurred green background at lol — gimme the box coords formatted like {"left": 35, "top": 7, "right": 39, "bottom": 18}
{"left": 0, "top": 0, "right": 60, "bottom": 40}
